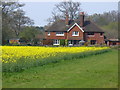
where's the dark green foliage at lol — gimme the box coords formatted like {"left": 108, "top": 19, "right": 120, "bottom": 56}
{"left": 65, "top": 39, "right": 68, "bottom": 46}
{"left": 19, "top": 26, "right": 43, "bottom": 45}
{"left": 19, "top": 27, "right": 36, "bottom": 41}
{"left": 60, "top": 39, "right": 65, "bottom": 46}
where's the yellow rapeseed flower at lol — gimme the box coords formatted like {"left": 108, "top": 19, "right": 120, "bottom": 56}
{"left": 1, "top": 46, "right": 109, "bottom": 64}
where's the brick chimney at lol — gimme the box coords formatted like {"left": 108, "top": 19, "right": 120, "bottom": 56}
{"left": 80, "top": 12, "right": 84, "bottom": 27}
{"left": 65, "top": 12, "right": 69, "bottom": 25}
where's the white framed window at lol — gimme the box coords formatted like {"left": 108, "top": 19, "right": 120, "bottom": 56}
{"left": 72, "top": 31, "right": 79, "bottom": 36}
{"left": 68, "top": 40, "right": 73, "bottom": 46}
{"left": 48, "top": 32, "right": 50, "bottom": 36}
{"left": 53, "top": 39, "right": 60, "bottom": 45}
{"left": 56, "top": 32, "right": 64, "bottom": 36}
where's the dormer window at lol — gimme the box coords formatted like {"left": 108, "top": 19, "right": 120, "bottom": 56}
{"left": 72, "top": 31, "right": 79, "bottom": 36}
{"left": 56, "top": 32, "right": 64, "bottom": 36}
{"left": 48, "top": 32, "right": 50, "bottom": 36}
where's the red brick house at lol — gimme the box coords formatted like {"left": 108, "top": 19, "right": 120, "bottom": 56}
{"left": 45, "top": 12, "right": 105, "bottom": 46}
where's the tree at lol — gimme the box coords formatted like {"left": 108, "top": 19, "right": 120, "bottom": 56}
{"left": 0, "top": 2, "right": 2, "bottom": 45}
{"left": 48, "top": 0, "right": 81, "bottom": 23}
{"left": 19, "top": 26, "right": 43, "bottom": 45}
{"left": 2, "top": 1, "right": 34, "bottom": 45}
{"left": 89, "top": 10, "right": 118, "bottom": 39}
{"left": 89, "top": 10, "right": 118, "bottom": 26}
{"left": 11, "top": 9, "right": 34, "bottom": 36}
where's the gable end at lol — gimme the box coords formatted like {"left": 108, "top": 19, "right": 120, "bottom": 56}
{"left": 67, "top": 23, "right": 84, "bottom": 32}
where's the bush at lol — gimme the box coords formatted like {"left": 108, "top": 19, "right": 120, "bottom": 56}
{"left": 65, "top": 39, "right": 68, "bottom": 46}
{"left": 60, "top": 39, "right": 65, "bottom": 46}
{"left": 84, "top": 42, "right": 88, "bottom": 46}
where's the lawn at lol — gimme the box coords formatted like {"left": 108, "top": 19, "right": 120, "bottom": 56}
{"left": 2, "top": 49, "right": 118, "bottom": 88}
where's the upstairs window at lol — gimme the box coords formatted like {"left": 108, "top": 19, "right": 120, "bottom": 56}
{"left": 87, "top": 32, "right": 94, "bottom": 35}
{"left": 48, "top": 32, "right": 50, "bottom": 36}
{"left": 72, "top": 31, "right": 79, "bottom": 36}
{"left": 56, "top": 32, "right": 64, "bottom": 36}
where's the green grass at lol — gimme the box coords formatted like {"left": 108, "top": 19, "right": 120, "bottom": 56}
{"left": 2, "top": 49, "right": 118, "bottom": 88}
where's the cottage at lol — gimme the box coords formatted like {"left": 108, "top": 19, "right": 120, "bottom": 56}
{"left": 106, "top": 39, "right": 120, "bottom": 46}
{"left": 44, "top": 12, "right": 105, "bottom": 46}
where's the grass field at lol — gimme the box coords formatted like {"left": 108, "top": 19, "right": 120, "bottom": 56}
{"left": 2, "top": 49, "right": 118, "bottom": 88}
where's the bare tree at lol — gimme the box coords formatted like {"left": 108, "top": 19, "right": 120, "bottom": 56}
{"left": 11, "top": 9, "right": 34, "bottom": 36}
{"left": 48, "top": 0, "right": 81, "bottom": 23}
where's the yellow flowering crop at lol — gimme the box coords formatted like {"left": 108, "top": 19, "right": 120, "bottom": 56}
{"left": 1, "top": 46, "right": 109, "bottom": 64}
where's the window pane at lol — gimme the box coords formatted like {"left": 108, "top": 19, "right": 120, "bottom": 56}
{"left": 48, "top": 32, "right": 50, "bottom": 35}
{"left": 56, "top": 32, "right": 64, "bottom": 36}
{"left": 53, "top": 40, "right": 59, "bottom": 44}
{"left": 72, "top": 31, "right": 78, "bottom": 36}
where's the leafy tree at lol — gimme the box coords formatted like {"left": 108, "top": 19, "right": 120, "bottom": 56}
{"left": 2, "top": 1, "right": 34, "bottom": 45}
{"left": 19, "top": 26, "right": 43, "bottom": 45}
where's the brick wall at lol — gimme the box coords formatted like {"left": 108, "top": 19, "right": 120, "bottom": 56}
{"left": 84, "top": 32, "right": 104, "bottom": 44}
{"left": 67, "top": 25, "right": 84, "bottom": 40}
{"left": 45, "top": 32, "right": 67, "bottom": 40}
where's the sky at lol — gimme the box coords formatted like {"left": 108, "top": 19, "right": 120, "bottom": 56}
{"left": 20, "top": 2, "right": 118, "bottom": 27}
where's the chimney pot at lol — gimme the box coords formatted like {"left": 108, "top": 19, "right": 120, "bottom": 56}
{"left": 80, "top": 12, "right": 84, "bottom": 15}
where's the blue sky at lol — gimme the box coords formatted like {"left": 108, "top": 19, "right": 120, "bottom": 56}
{"left": 21, "top": 2, "right": 118, "bottom": 26}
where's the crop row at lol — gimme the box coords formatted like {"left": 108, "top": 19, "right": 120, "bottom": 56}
{"left": 1, "top": 46, "right": 110, "bottom": 72}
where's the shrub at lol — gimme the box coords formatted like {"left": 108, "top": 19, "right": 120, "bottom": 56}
{"left": 84, "top": 42, "right": 88, "bottom": 46}
{"left": 65, "top": 39, "right": 68, "bottom": 46}
{"left": 60, "top": 39, "right": 65, "bottom": 46}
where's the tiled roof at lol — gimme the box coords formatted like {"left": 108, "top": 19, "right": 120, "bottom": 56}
{"left": 45, "top": 20, "right": 104, "bottom": 33}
